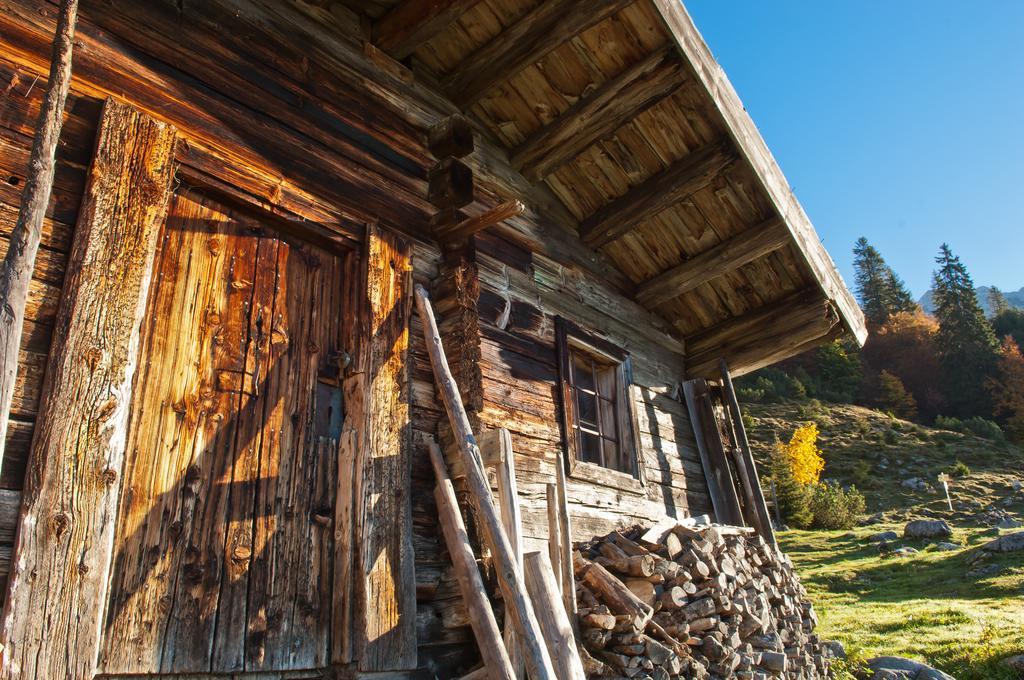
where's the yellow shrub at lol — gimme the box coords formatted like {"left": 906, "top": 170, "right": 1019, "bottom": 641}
{"left": 785, "top": 423, "right": 825, "bottom": 485}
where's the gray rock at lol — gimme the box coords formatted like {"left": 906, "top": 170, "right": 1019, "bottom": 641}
{"left": 902, "top": 477, "right": 929, "bottom": 491}
{"left": 891, "top": 547, "right": 919, "bottom": 557}
{"left": 869, "top": 530, "right": 899, "bottom": 542}
{"left": 867, "top": 655, "right": 956, "bottom": 679}
{"left": 822, "top": 639, "right": 847, "bottom": 660}
{"left": 1012, "top": 480, "right": 1022, "bottom": 492}
{"left": 996, "top": 517, "right": 1022, "bottom": 529}
{"left": 933, "top": 542, "right": 960, "bottom": 552}
{"left": 983, "top": 530, "right": 1024, "bottom": 552}
{"left": 862, "top": 512, "right": 885, "bottom": 525}
{"left": 1003, "top": 654, "right": 1024, "bottom": 675}
{"left": 904, "top": 519, "right": 952, "bottom": 539}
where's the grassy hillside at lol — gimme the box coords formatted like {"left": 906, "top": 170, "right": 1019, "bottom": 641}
{"left": 743, "top": 401, "right": 1024, "bottom": 679}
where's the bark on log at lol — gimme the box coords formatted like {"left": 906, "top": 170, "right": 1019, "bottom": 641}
{"left": 415, "top": 284, "right": 557, "bottom": 680}
{"left": 523, "top": 551, "right": 587, "bottom": 680}
{"left": 0, "top": 0, "right": 77, "bottom": 467}
{"left": 428, "top": 442, "right": 516, "bottom": 680}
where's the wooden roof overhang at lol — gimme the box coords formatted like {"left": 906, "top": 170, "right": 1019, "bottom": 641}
{"left": 355, "top": 0, "right": 868, "bottom": 378}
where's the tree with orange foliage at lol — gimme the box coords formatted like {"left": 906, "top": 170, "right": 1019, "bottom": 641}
{"left": 990, "top": 336, "right": 1024, "bottom": 442}
{"left": 862, "top": 310, "right": 945, "bottom": 420}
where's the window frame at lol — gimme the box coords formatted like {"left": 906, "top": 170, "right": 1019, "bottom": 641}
{"left": 555, "top": 317, "right": 644, "bottom": 493}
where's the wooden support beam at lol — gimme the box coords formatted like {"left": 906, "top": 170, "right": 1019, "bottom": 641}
{"left": 523, "top": 552, "right": 587, "bottom": 680}
{"left": 545, "top": 484, "right": 562, "bottom": 595}
{"left": 353, "top": 225, "right": 418, "bottom": 672}
{"left": 0, "top": 0, "right": 77, "bottom": 467}
{"left": 428, "top": 157, "right": 474, "bottom": 210}
{"left": 434, "top": 200, "right": 525, "bottom": 242}
{"left": 373, "top": 0, "right": 483, "bottom": 60}
{"left": 428, "top": 114, "right": 475, "bottom": 160}
{"left": 635, "top": 217, "right": 789, "bottom": 307}
{"left": 696, "top": 385, "right": 745, "bottom": 526}
{"left": 443, "top": 0, "right": 633, "bottom": 108}
{"left": 429, "top": 442, "right": 517, "bottom": 680}
{"left": 580, "top": 140, "right": 736, "bottom": 248}
{"left": 511, "top": 47, "right": 685, "bottom": 181}
{"left": 0, "top": 99, "right": 176, "bottom": 680}
{"left": 554, "top": 449, "right": 578, "bottom": 635}
{"left": 719, "top": 359, "right": 777, "bottom": 548}
{"left": 415, "top": 284, "right": 558, "bottom": 680}
{"left": 681, "top": 380, "right": 729, "bottom": 525}
{"left": 684, "top": 289, "right": 839, "bottom": 378}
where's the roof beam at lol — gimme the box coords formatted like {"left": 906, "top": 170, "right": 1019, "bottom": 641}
{"left": 683, "top": 288, "right": 839, "bottom": 377}
{"left": 511, "top": 46, "right": 686, "bottom": 181}
{"left": 442, "top": 0, "right": 633, "bottom": 108}
{"left": 372, "top": 0, "right": 482, "bottom": 60}
{"left": 651, "top": 0, "right": 867, "bottom": 345}
{"left": 579, "top": 140, "right": 736, "bottom": 249}
{"left": 635, "top": 217, "right": 789, "bottom": 307}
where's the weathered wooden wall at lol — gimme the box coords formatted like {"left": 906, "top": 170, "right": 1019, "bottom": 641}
{"left": 0, "top": 1, "right": 714, "bottom": 677}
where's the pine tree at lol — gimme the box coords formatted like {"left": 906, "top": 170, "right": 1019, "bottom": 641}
{"left": 853, "top": 237, "right": 916, "bottom": 326}
{"left": 853, "top": 237, "right": 890, "bottom": 326}
{"left": 932, "top": 244, "right": 1000, "bottom": 418}
{"left": 988, "top": 287, "right": 1011, "bottom": 316}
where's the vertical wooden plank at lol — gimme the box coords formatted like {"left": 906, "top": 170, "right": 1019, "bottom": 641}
{"left": 354, "top": 224, "right": 417, "bottom": 672}
{"left": 523, "top": 552, "right": 587, "bottom": 680}
{"left": 0, "top": 99, "right": 175, "bottom": 680}
{"left": 682, "top": 379, "right": 743, "bottom": 526}
{"left": 491, "top": 428, "right": 525, "bottom": 680}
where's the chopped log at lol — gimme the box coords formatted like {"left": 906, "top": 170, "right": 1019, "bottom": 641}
{"left": 415, "top": 284, "right": 557, "bottom": 680}
{"left": 0, "top": 0, "right": 77, "bottom": 467}
{"left": 511, "top": 47, "right": 685, "bottom": 180}
{"left": 0, "top": 99, "right": 175, "bottom": 680}
{"left": 428, "top": 113, "right": 475, "bottom": 159}
{"left": 579, "top": 140, "right": 736, "bottom": 248}
{"left": 429, "top": 442, "right": 517, "bottom": 680}
{"left": 635, "top": 217, "right": 789, "bottom": 306}
{"left": 523, "top": 552, "right": 587, "bottom": 680}
{"left": 720, "top": 358, "right": 777, "bottom": 548}
{"left": 624, "top": 579, "right": 656, "bottom": 607}
{"left": 596, "top": 554, "right": 656, "bottom": 578}
{"left": 572, "top": 552, "right": 653, "bottom": 629}
{"left": 435, "top": 200, "right": 525, "bottom": 242}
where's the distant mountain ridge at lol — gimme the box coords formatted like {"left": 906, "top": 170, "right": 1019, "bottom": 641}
{"left": 918, "top": 285, "right": 1024, "bottom": 316}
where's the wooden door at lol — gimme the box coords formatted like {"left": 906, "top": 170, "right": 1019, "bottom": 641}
{"left": 99, "top": 189, "right": 349, "bottom": 674}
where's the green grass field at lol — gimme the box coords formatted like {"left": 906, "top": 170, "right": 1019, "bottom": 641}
{"left": 744, "top": 401, "right": 1024, "bottom": 678}
{"left": 782, "top": 526, "right": 1024, "bottom": 679}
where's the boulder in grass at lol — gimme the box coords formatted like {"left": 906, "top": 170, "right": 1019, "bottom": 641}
{"left": 983, "top": 531, "right": 1024, "bottom": 553}
{"left": 868, "top": 530, "right": 899, "bottom": 542}
{"left": 867, "top": 656, "right": 956, "bottom": 679}
{"left": 902, "top": 477, "right": 929, "bottom": 491}
{"left": 1003, "top": 654, "right": 1024, "bottom": 676}
{"left": 903, "top": 519, "right": 952, "bottom": 539}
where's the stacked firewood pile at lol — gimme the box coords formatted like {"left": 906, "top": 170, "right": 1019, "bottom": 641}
{"left": 572, "top": 522, "right": 834, "bottom": 679}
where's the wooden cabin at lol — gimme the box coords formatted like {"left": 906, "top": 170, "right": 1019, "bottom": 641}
{"left": 0, "top": 1, "right": 866, "bottom": 678}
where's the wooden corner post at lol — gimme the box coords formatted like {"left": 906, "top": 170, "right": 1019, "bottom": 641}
{"left": 0, "top": 99, "right": 176, "bottom": 680}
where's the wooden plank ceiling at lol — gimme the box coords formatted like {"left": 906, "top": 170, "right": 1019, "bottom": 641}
{"left": 345, "top": 0, "right": 867, "bottom": 377}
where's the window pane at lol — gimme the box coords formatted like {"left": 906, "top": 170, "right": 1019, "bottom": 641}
{"left": 603, "top": 438, "right": 623, "bottom": 472}
{"left": 577, "top": 389, "right": 598, "bottom": 429}
{"left": 571, "top": 352, "right": 595, "bottom": 392}
{"left": 596, "top": 364, "right": 616, "bottom": 399}
{"left": 580, "top": 431, "right": 603, "bottom": 465}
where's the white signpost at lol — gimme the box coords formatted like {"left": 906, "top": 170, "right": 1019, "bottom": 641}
{"left": 937, "top": 473, "right": 953, "bottom": 511}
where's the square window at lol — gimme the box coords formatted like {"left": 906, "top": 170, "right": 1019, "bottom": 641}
{"left": 556, "top": 318, "right": 642, "bottom": 486}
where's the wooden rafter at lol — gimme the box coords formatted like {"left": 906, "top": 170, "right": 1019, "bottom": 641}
{"left": 635, "top": 216, "right": 789, "bottom": 307}
{"left": 684, "top": 289, "right": 840, "bottom": 378}
{"left": 434, "top": 199, "right": 525, "bottom": 242}
{"left": 579, "top": 140, "right": 736, "bottom": 249}
{"left": 372, "top": 0, "right": 482, "bottom": 60}
{"left": 442, "top": 0, "right": 633, "bottom": 108}
{"left": 652, "top": 0, "right": 867, "bottom": 344}
{"left": 511, "top": 46, "right": 686, "bottom": 181}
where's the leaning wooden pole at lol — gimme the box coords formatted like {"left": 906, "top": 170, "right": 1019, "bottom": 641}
{"left": 428, "top": 442, "right": 516, "bottom": 680}
{"left": 719, "top": 358, "right": 777, "bottom": 548}
{"left": 0, "top": 0, "right": 79, "bottom": 464}
{"left": 415, "top": 284, "right": 557, "bottom": 680}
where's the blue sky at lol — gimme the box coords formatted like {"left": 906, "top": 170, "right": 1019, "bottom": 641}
{"left": 685, "top": 1, "right": 1024, "bottom": 298}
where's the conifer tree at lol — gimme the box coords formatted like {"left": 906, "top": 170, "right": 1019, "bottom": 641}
{"left": 988, "top": 286, "right": 1011, "bottom": 316}
{"left": 932, "top": 244, "right": 999, "bottom": 418}
{"left": 853, "top": 237, "right": 916, "bottom": 326}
